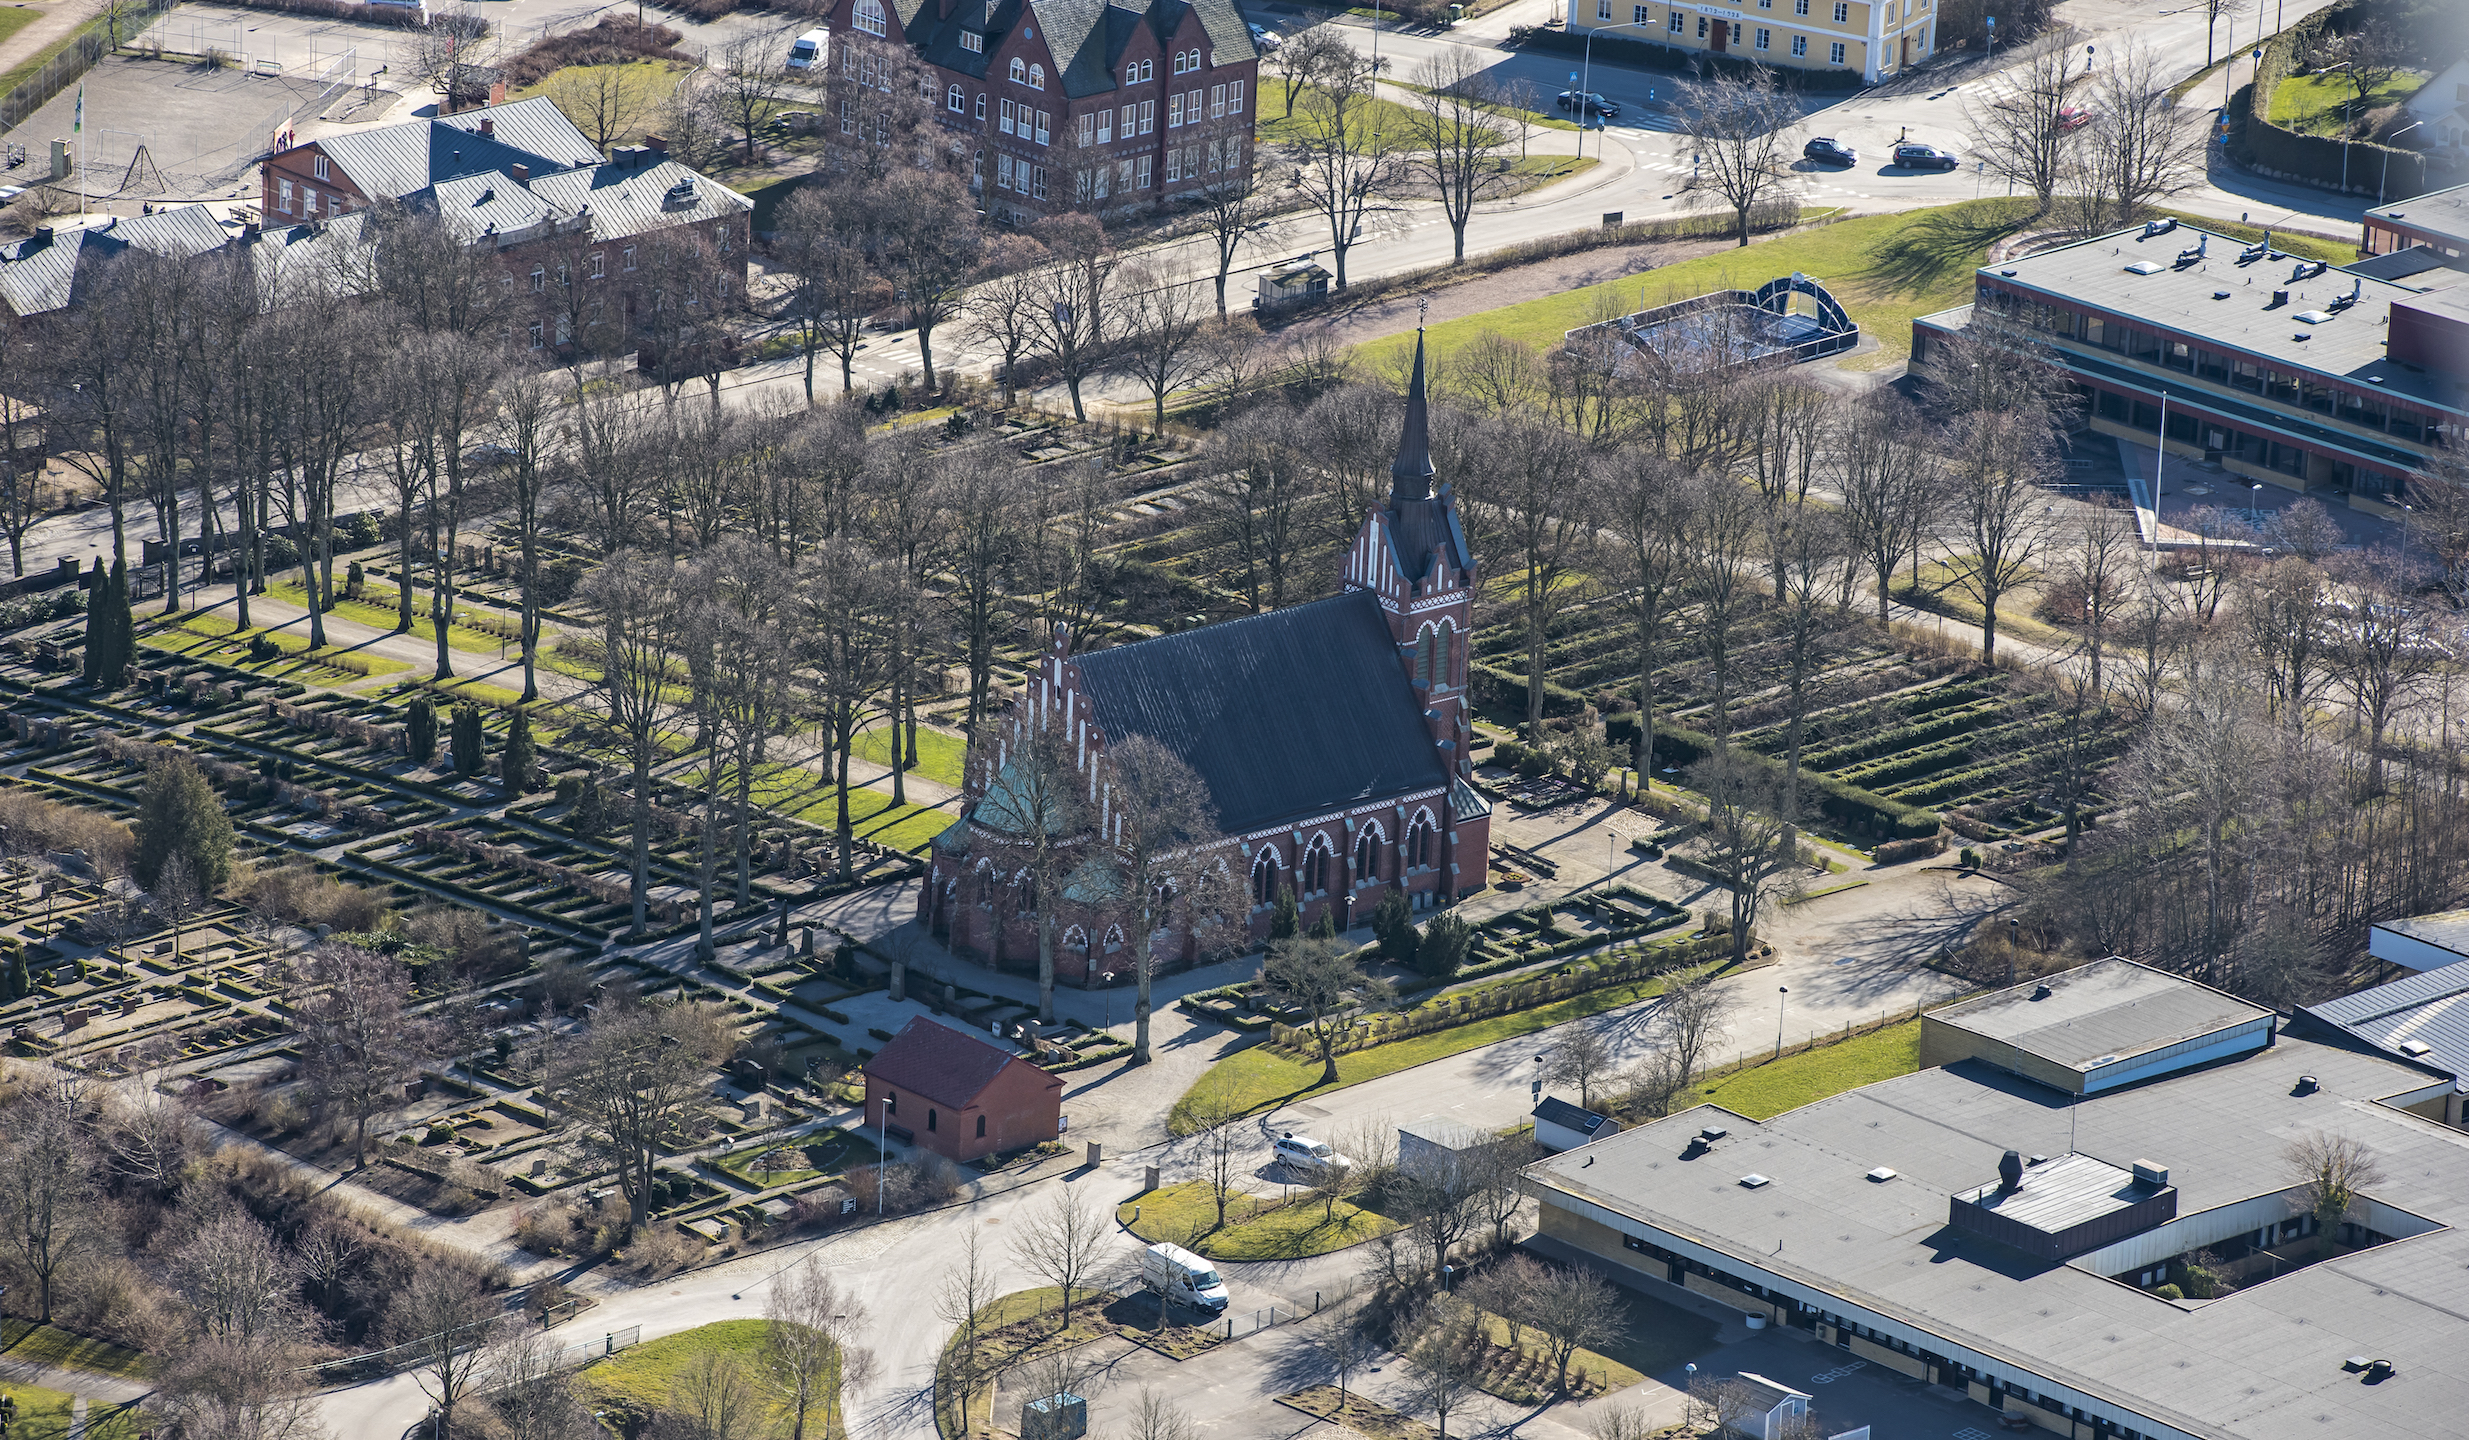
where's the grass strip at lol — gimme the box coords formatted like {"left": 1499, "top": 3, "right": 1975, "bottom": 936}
{"left": 850, "top": 722, "right": 967, "bottom": 788}
{"left": 1697, "top": 1017, "right": 1923, "bottom": 1120}
{"left": 1167, "top": 959, "right": 1717, "bottom": 1132}
{"left": 1116, "top": 1180, "right": 1402, "bottom": 1261}
{"left": 0, "top": 1319, "right": 153, "bottom": 1380}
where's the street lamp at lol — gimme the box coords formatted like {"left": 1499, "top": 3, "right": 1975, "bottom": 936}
{"left": 2250, "top": 482, "right": 2264, "bottom": 527}
{"left": 1775, "top": 985, "right": 1789, "bottom": 1059}
{"left": 1574, "top": 21, "right": 1659, "bottom": 163}
{"left": 2381, "top": 120, "right": 2424, "bottom": 203}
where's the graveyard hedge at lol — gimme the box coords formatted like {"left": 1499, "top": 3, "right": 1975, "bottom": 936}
{"left": 1602, "top": 716, "right": 1941, "bottom": 839}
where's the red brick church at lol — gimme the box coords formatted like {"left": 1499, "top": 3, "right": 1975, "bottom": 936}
{"left": 923, "top": 334, "right": 1491, "bottom": 983}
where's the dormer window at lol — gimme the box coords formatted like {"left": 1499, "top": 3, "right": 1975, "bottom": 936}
{"left": 960, "top": 29, "right": 983, "bottom": 52}
{"left": 853, "top": 0, "right": 886, "bottom": 35}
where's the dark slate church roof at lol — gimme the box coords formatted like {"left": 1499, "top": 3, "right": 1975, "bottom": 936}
{"left": 1074, "top": 590, "right": 1445, "bottom": 836}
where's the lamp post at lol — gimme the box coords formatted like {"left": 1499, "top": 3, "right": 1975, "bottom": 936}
{"left": 1575, "top": 21, "right": 1658, "bottom": 163}
{"left": 2250, "top": 482, "right": 2264, "bottom": 528}
{"left": 2380, "top": 120, "right": 2424, "bottom": 203}
{"left": 1775, "top": 985, "right": 1789, "bottom": 1059}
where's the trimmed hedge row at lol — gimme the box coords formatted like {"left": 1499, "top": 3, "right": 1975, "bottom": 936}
{"left": 1604, "top": 715, "right": 1942, "bottom": 839}
{"left": 2242, "top": 2, "right": 2431, "bottom": 196}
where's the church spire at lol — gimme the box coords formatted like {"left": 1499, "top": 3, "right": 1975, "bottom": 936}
{"left": 1390, "top": 319, "right": 1435, "bottom": 502}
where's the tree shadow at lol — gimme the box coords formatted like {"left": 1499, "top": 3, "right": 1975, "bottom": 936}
{"left": 1853, "top": 202, "right": 2036, "bottom": 295}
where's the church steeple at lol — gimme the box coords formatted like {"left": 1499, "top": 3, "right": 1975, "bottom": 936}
{"left": 1390, "top": 326, "right": 1435, "bottom": 502}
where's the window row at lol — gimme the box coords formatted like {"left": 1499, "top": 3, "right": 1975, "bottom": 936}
{"left": 993, "top": 154, "right": 1050, "bottom": 199}
{"left": 1598, "top": 0, "right": 1858, "bottom": 23}
{"left": 1073, "top": 155, "right": 1155, "bottom": 203}
{"left": 999, "top": 98, "right": 1053, "bottom": 144}
{"left": 1246, "top": 817, "right": 1441, "bottom": 905}
{"left": 1163, "top": 137, "right": 1242, "bottom": 183}
{"left": 1076, "top": 100, "right": 1156, "bottom": 146}
{"left": 1171, "top": 47, "right": 1204, "bottom": 74}
{"left": 1007, "top": 56, "right": 1047, "bottom": 88}
{"left": 1167, "top": 80, "right": 1244, "bottom": 126}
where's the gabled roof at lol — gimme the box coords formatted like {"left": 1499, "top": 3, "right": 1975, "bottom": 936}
{"left": 863, "top": 1016, "right": 1057, "bottom": 1108}
{"left": 898, "top": 0, "right": 1256, "bottom": 99}
{"left": 1533, "top": 1096, "right": 1610, "bottom": 1134}
{"left": 251, "top": 211, "right": 375, "bottom": 305}
{"left": 2300, "top": 957, "right": 2469, "bottom": 1082}
{"left": 0, "top": 206, "right": 231, "bottom": 317}
{"left": 529, "top": 159, "right": 752, "bottom": 242}
{"left": 310, "top": 97, "right": 599, "bottom": 203}
{"left": 1072, "top": 588, "right": 1446, "bottom": 837}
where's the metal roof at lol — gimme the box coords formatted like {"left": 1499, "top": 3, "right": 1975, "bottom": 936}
{"left": 1927, "top": 956, "right": 2272, "bottom": 1073}
{"left": 2374, "top": 908, "right": 2469, "bottom": 957}
{"left": 2301, "top": 958, "right": 2469, "bottom": 1082}
{"left": 1526, "top": 1033, "right": 2469, "bottom": 1440}
{"left": 2342, "top": 245, "right": 2465, "bottom": 287}
{"left": 0, "top": 206, "right": 233, "bottom": 317}
{"left": 1981, "top": 223, "right": 2468, "bottom": 414}
{"left": 1952, "top": 1151, "right": 2158, "bottom": 1232}
{"left": 1071, "top": 589, "right": 1448, "bottom": 838}
{"left": 1533, "top": 1096, "right": 1609, "bottom": 1134}
{"left": 528, "top": 159, "right": 753, "bottom": 243}
{"left": 312, "top": 99, "right": 598, "bottom": 204}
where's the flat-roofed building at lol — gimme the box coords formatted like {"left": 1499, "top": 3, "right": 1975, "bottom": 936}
{"left": 1523, "top": 960, "right": 2467, "bottom": 1440}
{"left": 1912, "top": 219, "right": 2467, "bottom": 514}
{"left": 1920, "top": 957, "right": 2276, "bottom": 1095}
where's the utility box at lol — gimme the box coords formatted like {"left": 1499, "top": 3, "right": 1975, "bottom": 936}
{"left": 1022, "top": 1392, "right": 1087, "bottom": 1440}
{"left": 48, "top": 139, "right": 67, "bottom": 180}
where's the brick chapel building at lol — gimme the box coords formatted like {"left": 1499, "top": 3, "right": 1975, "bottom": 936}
{"left": 863, "top": 1015, "right": 1063, "bottom": 1162}
{"left": 923, "top": 333, "right": 1492, "bottom": 983}
{"left": 806, "top": 0, "right": 1262, "bottom": 223}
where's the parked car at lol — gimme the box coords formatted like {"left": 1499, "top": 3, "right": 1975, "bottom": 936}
{"left": 1892, "top": 142, "right": 1960, "bottom": 170}
{"left": 1802, "top": 136, "right": 1858, "bottom": 165}
{"left": 464, "top": 443, "right": 519, "bottom": 468}
{"left": 1556, "top": 90, "right": 1619, "bottom": 119}
{"left": 2057, "top": 106, "right": 2089, "bottom": 130}
{"left": 786, "top": 28, "right": 827, "bottom": 72}
{"left": 1249, "top": 22, "right": 1282, "bottom": 49}
{"left": 1274, "top": 1132, "right": 1352, "bottom": 1176}
{"left": 1139, "top": 1243, "right": 1230, "bottom": 1314}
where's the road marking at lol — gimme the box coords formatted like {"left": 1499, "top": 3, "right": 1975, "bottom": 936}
{"left": 1809, "top": 1360, "right": 1869, "bottom": 1384}
{"left": 1954, "top": 1429, "right": 1993, "bottom": 1440}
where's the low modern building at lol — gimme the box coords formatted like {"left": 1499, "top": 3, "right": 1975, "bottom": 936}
{"left": 1565, "top": 0, "right": 1940, "bottom": 85}
{"left": 1532, "top": 1095, "right": 1621, "bottom": 1152}
{"left": 1913, "top": 218, "right": 2468, "bottom": 512}
{"left": 2364, "top": 908, "right": 2469, "bottom": 971}
{"left": 861, "top": 1015, "right": 1062, "bottom": 1163}
{"left": 2361, "top": 180, "right": 2469, "bottom": 262}
{"left": 1728, "top": 1373, "right": 1814, "bottom": 1440}
{"left": 1523, "top": 960, "right": 2469, "bottom": 1440}
{"left": 1918, "top": 957, "right": 2276, "bottom": 1096}
{"left": 1399, "top": 1113, "right": 1494, "bottom": 1183}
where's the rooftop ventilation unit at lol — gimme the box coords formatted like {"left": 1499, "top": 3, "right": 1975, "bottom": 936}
{"left": 2132, "top": 1159, "right": 2170, "bottom": 1187}
{"left": 1739, "top": 1174, "right": 1771, "bottom": 1188}
{"left": 2141, "top": 216, "right": 2178, "bottom": 238}
{"left": 1701, "top": 1125, "right": 1730, "bottom": 1142}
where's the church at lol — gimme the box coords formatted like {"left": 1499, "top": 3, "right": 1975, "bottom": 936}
{"left": 922, "top": 333, "right": 1493, "bottom": 983}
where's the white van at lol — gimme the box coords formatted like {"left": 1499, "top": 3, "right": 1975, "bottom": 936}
{"left": 1139, "top": 1241, "right": 1230, "bottom": 1314}
{"left": 786, "top": 29, "right": 828, "bottom": 72}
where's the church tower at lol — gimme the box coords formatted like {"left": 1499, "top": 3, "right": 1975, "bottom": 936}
{"left": 1341, "top": 326, "right": 1478, "bottom": 778}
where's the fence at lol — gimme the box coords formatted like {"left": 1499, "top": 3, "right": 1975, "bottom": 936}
{"left": 0, "top": 0, "right": 179, "bottom": 134}
{"left": 1218, "top": 1302, "right": 1307, "bottom": 1342}
{"left": 1267, "top": 933, "right": 1735, "bottom": 1057}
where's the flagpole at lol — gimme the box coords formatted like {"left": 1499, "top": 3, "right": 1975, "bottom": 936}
{"left": 73, "top": 80, "right": 83, "bottom": 219}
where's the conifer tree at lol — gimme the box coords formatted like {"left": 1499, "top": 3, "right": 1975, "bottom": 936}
{"left": 451, "top": 704, "right": 485, "bottom": 777}
{"left": 407, "top": 695, "right": 438, "bottom": 765}
{"left": 101, "top": 558, "right": 133, "bottom": 684}
{"left": 502, "top": 710, "right": 536, "bottom": 792}
{"left": 1272, "top": 887, "right": 1299, "bottom": 941}
{"left": 133, "top": 753, "right": 234, "bottom": 894}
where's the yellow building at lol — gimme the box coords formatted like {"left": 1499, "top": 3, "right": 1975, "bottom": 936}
{"left": 1567, "top": 0, "right": 1937, "bottom": 85}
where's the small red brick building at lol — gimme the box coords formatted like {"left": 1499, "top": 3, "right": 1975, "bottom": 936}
{"left": 862, "top": 1016, "right": 1063, "bottom": 1162}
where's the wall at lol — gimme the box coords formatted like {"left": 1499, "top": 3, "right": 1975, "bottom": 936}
{"left": 2368, "top": 924, "right": 2469, "bottom": 970}
{"left": 1919, "top": 1013, "right": 2086, "bottom": 1093}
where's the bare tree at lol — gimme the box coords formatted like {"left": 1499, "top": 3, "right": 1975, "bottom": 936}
{"left": 1209, "top": 406, "right": 1318, "bottom": 614}
{"left": 2074, "top": 44, "right": 2208, "bottom": 229}
{"left": 969, "top": 704, "right": 1087, "bottom": 1023}
{"left": 2054, "top": 501, "right": 2137, "bottom": 695}
{"left": 1673, "top": 65, "right": 1797, "bottom": 246}
{"left": 934, "top": 1227, "right": 1002, "bottom": 1432}
{"left": 1462, "top": 1136, "right": 1538, "bottom": 1247}
{"left": 1407, "top": 49, "right": 1514, "bottom": 262}
{"left": 1267, "top": 19, "right": 1347, "bottom": 116}
{"left": 1693, "top": 754, "right": 1793, "bottom": 968}
{"left": 766, "top": 1258, "right": 871, "bottom": 1440}
{"left": 387, "top": 1262, "right": 501, "bottom": 1440}
{"left": 1129, "top": 1389, "right": 1198, "bottom": 1440}
{"left": 1260, "top": 936, "right": 1376, "bottom": 1084}
{"left": 1026, "top": 216, "right": 1116, "bottom": 423}
{"left": 800, "top": 539, "right": 909, "bottom": 879}
{"left": 774, "top": 188, "right": 889, "bottom": 402}
{"left": 553, "top": 1000, "right": 735, "bottom": 1229}
{"left": 964, "top": 233, "right": 1051, "bottom": 407}
{"left": 1523, "top": 1263, "right": 1620, "bottom": 1394}
{"left": 1652, "top": 966, "right": 1737, "bottom": 1095}
{"left": 1471, "top": 415, "right": 1596, "bottom": 740}
{"left": 0, "top": 1086, "right": 99, "bottom": 1323}
{"left": 172, "top": 1204, "right": 303, "bottom": 1343}
{"left": 547, "top": 59, "right": 663, "bottom": 152}
{"left": 670, "top": 1349, "right": 763, "bottom": 1440}
{"left": 1402, "top": 1296, "right": 1482, "bottom": 1440}
{"left": 2323, "top": 559, "right": 2441, "bottom": 794}
{"left": 1178, "top": 1073, "right": 1249, "bottom": 1231}
{"left": 575, "top": 551, "right": 688, "bottom": 936}
{"left": 1186, "top": 162, "right": 1281, "bottom": 316}
{"left": 1686, "top": 1375, "right": 1766, "bottom": 1437}
{"left": 154, "top": 850, "right": 202, "bottom": 961}
{"left": 2285, "top": 1131, "right": 2384, "bottom": 1259}
{"left": 1940, "top": 408, "right": 2058, "bottom": 663}
{"left": 484, "top": 1325, "right": 595, "bottom": 1440}
{"left": 1010, "top": 1191, "right": 1110, "bottom": 1327}
{"left": 1287, "top": 38, "right": 1402, "bottom": 289}
{"left": 293, "top": 943, "right": 436, "bottom": 1168}
{"left": 1117, "top": 262, "right": 1213, "bottom": 429}
{"left": 708, "top": 28, "right": 789, "bottom": 163}
{"left": 860, "top": 170, "right": 983, "bottom": 391}
{"left": 1085, "top": 734, "right": 1232, "bottom": 1062}
{"left": 1541, "top": 1025, "right": 1616, "bottom": 1109}
{"left": 1305, "top": 1304, "right": 1378, "bottom": 1418}
{"left": 1965, "top": 31, "right": 2091, "bottom": 214}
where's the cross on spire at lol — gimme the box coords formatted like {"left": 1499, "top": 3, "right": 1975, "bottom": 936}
{"left": 1390, "top": 317, "right": 1435, "bottom": 501}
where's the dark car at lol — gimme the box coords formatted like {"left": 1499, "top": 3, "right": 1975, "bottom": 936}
{"left": 1803, "top": 136, "right": 1857, "bottom": 165}
{"left": 1892, "top": 142, "right": 1960, "bottom": 171}
{"left": 1556, "top": 90, "right": 1619, "bottom": 119}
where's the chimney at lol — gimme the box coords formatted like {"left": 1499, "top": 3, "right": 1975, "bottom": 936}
{"left": 240, "top": 221, "right": 261, "bottom": 242}
{"left": 1997, "top": 1150, "right": 2025, "bottom": 1194}
{"left": 479, "top": 117, "right": 495, "bottom": 137}
{"left": 511, "top": 163, "right": 530, "bottom": 183}
{"left": 643, "top": 133, "right": 669, "bottom": 154}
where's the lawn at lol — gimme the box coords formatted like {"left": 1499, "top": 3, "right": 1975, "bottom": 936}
{"left": 718, "top": 1131, "right": 863, "bottom": 1189}
{"left": 513, "top": 60, "right": 686, "bottom": 146}
{"left": 265, "top": 581, "right": 527, "bottom": 659}
{"left": 719, "top": 759, "right": 958, "bottom": 854}
{"left": 0, "top": 1319, "right": 152, "bottom": 1380}
{"left": 851, "top": 722, "right": 967, "bottom": 788}
{"left": 1351, "top": 198, "right": 2044, "bottom": 377}
{"left": 1257, "top": 82, "right": 1424, "bottom": 150}
{"left": 1168, "top": 960, "right": 1716, "bottom": 1132}
{"left": 1699, "top": 1017, "right": 1923, "bottom": 1120}
{"left": 939, "top": 1288, "right": 1121, "bottom": 1439}
{"left": 2268, "top": 69, "right": 2424, "bottom": 136}
{"left": 1118, "top": 1180, "right": 1401, "bottom": 1260}
{"left": 1891, "top": 555, "right": 2069, "bottom": 650}
{"left": 0, "top": 1379, "right": 146, "bottom": 1440}
{"left": 138, "top": 613, "right": 412, "bottom": 683}
{"left": 1469, "top": 1308, "right": 1645, "bottom": 1401}
{"left": 577, "top": 1319, "right": 846, "bottom": 1430}
{"left": 0, "top": 4, "right": 98, "bottom": 102}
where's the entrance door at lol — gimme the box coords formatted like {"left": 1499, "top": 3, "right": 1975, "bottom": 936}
{"left": 1901, "top": 34, "right": 1910, "bottom": 67}
{"left": 1710, "top": 18, "right": 1728, "bottom": 50}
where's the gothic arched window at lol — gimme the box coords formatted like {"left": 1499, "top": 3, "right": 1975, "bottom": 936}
{"left": 1251, "top": 849, "right": 1280, "bottom": 905}
{"left": 1354, "top": 827, "right": 1382, "bottom": 881}
{"left": 1304, "top": 836, "right": 1332, "bottom": 894}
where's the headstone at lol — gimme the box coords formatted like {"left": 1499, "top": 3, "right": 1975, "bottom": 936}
{"left": 1085, "top": 1141, "right": 1102, "bottom": 1168}
{"left": 1145, "top": 1164, "right": 1160, "bottom": 1191}
{"left": 531, "top": 1157, "right": 548, "bottom": 1177}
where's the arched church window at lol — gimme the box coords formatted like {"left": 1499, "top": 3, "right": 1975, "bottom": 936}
{"left": 1354, "top": 827, "right": 1382, "bottom": 881}
{"left": 1304, "top": 836, "right": 1331, "bottom": 894}
{"left": 1415, "top": 626, "right": 1434, "bottom": 687}
{"left": 1251, "top": 849, "right": 1280, "bottom": 905}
